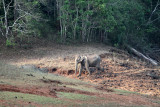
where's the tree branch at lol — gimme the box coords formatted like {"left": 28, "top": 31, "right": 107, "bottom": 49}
{"left": 8, "top": 13, "right": 28, "bottom": 28}
{"left": 147, "top": 16, "right": 160, "bottom": 24}
{"left": 147, "top": 0, "right": 160, "bottom": 24}
{"left": 0, "top": 17, "right": 4, "bottom": 26}
{"left": 6, "top": 0, "right": 13, "bottom": 14}
{"left": 0, "top": 28, "right": 4, "bottom": 37}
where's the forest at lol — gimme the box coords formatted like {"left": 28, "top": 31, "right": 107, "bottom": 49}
{"left": 0, "top": 0, "right": 160, "bottom": 53}
{"left": 1, "top": 0, "right": 160, "bottom": 106}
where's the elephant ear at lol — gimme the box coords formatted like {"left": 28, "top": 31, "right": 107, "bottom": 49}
{"left": 76, "top": 56, "right": 81, "bottom": 62}
{"left": 77, "top": 56, "right": 85, "bottom": 62}
{"left": 80, "top": 56, "right": 85, "bottom": 62}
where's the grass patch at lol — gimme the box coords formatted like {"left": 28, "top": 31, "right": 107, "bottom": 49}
{"left": 64, "top": 84, "right": 99, "bottom": 93}
{"left": 57, "top": 92, "right": 97, "bottom": 101}
{"left": 114, "top": 89, "right": 138, "bottom": 95}
{"left": 0, "top": 61, "right": 90, "bottom": 88}
{"left": 0, "top": 62, "right": 24, "bottom": 79}
{"left": 152, "top": 100, "right": 160, "bottom": 105}
{"left": 45, "top": 74, "right": 90, "bottom": 85}
{"left": 0, "top": 91, "right": 65, "bottom": 105}
{"left": 73, "top": 103, "right": 151, "bottom": 107}
{"left": 73, "top": 103, "right": 128, "bottom": 107}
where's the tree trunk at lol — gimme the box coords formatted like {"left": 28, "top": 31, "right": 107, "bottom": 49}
{"left": 128, "top": 46, "right": 158, "bottom": 66}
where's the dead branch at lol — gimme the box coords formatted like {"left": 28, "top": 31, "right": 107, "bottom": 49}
{"left": 128, "top": 46, "right": 158, "bottom": 66}
{"left": 147, "top": 0, "right": 160, "bottom": 25}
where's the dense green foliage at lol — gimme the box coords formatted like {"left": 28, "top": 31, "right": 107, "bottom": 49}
{"left": 0, "top": 0, "right": 160, "bottom": 50}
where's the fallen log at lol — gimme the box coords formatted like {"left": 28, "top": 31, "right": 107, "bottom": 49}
{"left": 128, "top": 46, "right": 158, "bottom": 66}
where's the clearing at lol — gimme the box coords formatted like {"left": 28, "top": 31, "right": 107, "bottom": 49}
{"left": 0, "top": 41, "right": 160, "bottom": 107}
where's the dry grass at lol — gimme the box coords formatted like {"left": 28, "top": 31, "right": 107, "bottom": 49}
{"left": 0, "top": 44, "right": 111, "bottom": 70}
{"left": 0, "top": 43, "right": 160, "bottom": 106}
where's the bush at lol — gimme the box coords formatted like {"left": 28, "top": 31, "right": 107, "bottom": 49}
{"left": 6, "top": 38, "right": 15, "bottom": 47}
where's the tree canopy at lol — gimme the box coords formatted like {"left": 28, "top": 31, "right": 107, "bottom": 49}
{"left": 0, "top": 0, "right": 160, "bottom": 51}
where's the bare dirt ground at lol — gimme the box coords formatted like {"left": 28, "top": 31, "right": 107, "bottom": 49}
{"left": 0, "top": 39, "right": 160, "bottom": 106}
